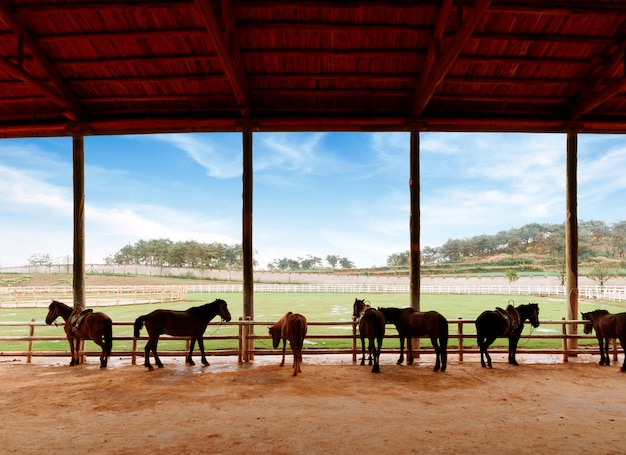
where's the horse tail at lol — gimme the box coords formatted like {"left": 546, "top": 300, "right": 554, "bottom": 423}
{"left": 104, "top": 317, "right": 113, "bottom": 356}
{"left": 439, "top": 314, "right": 449, "bottom": 349}
{"left": 134, "top": 315, "right": 147, "bottom": 338}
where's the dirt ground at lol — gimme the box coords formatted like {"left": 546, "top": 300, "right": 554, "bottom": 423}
{"left": 1, "top": 353, "right": 624, "bottom": 455}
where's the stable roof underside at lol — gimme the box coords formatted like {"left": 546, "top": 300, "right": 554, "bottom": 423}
{"left": 1, "top": 0, "right": 626, "bottom": 137}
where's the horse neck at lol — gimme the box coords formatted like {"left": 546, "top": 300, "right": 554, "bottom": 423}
{"left": 516, "top": 305, "right": 534, "bottom": 322}
{"left": 54, "top": 302, "right": 74, "bottom": 322}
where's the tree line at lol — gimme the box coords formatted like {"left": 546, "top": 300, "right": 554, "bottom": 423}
{"left": 386, "top": 220, "right": 626, "bottom": 266}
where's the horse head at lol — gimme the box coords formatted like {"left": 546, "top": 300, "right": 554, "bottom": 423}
{"left": 45, "top": 301, "right": 61, "bottom": 325}
{"left": 581, "top": 312, "right": 594, "bottom": 334}
{"left": 268, "top": 325, "right": 282, "bottom": 348}
{"left": 353, "top": 298, "right": 369, "bottom": 321}
{"left": 216, "top": 299, "right": 232, "bottom": 322}
{"left": 527, "top": 303, "right": 540, "bottom": 328}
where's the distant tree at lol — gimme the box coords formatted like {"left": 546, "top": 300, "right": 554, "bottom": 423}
{"left": 504, "top": 269, "right": 519, "bottom": 285}
{"left": 387, "top": 251, "right": 409, "bottom": 267}
{"left": 588, "top": 267, "right": 612, "bottom": 287}
{"left": 339, "top": 257, "right": 355, "bottom": 269}
{"left": 326, "top": 255, "right": 339, "bottom": 268}
{"left": 28, "top": 253, "right": 53, "bottom": 267}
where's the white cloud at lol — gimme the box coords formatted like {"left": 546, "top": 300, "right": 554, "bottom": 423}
{"left": 153, "top": 133, "right": 242, "bottom": 179}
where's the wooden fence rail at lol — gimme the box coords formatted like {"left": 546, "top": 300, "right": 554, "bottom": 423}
{"left": 0, "top": 318, "right": 619, "bottom": 365}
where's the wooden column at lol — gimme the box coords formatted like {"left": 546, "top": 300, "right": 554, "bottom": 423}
{"left": 242, "top": 130, "right": 253, "bottom": 321}
{"left": 565, "top": 131, "right": 578, "bottom": 351}
{"left": 72, "top": 135, "right": 85, "bottom": 311}
{"left": 409, "top": 130, "right": 421, "bottom": 311}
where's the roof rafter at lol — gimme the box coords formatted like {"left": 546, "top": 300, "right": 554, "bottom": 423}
{"left": 411, "top": 0, "right": 493, "bottom": 117}
{"left": 0, "top": 0, "right": 82, "bottom": 121}
{"left": 569, "top": 37, "right": 626, "bottom": 120}
{"left": 194, "top": 0, "right": 250, "bottom": 117}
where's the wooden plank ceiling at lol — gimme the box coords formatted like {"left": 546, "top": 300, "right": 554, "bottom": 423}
{"left": 0, "top": 0, "right": 625, "bottom": 137}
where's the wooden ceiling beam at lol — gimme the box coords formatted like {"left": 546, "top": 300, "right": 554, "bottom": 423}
{"left": 411, "top": 0, "right": 493, "bottom": 117}
{"left": 0, "top": 1, "right": 82, "bottom": 121}
{"left": 195, "top": 0, "right": 250, "bottom": 117}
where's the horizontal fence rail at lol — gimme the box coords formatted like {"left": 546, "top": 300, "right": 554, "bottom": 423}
{"left": 0, "top": 318, "right": 620, "bottom": 366}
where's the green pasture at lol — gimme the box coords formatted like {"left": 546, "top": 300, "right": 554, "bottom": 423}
{"left": 1, "top": 293, "right": 624, "bottom": 354}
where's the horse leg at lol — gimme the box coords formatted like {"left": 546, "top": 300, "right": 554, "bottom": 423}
{"left": 483, "top": 336, "right": 496, "bottom": 368}
{"left": 508, "top": 335, "right": 520, "bottom": 366}
{"left": 603, "top": 337, "right": 610, "bottom": 366}
{"left": 372, "top": 336, "right": 381, "bottom": 373}
{"left": 367, "top": 336, "right": 374, "bottom": 366}
{"left": 186, "top": 338, "right": 197, "bottom": 366}
{"left": 598, "top": 336, "right": 607, "bottom": 366}
{"left": 397, "top": 336, "right": 405, "bottom": 365}
{"left": 91, "top": 336, "right": 107, "bottom": 368}
{"left": 619, "top": 338, "right": 626, "bottom": 372}
{"left": 406, "top": 338, "right": 413, "bottom": 365}
{"left": 198, "top": 338, "right": 210, "bottom": 367}
{"left": 360, "top": 334, "right": 366, "bottom": 365}
{"left": 143, "top": 338, "right": 153, "bottom": 370}
{"left": 152, "top": 337, "right": 164, "bottom": 368}
{"left": 67, "top": 334, "right": 76, "bottom": 366}
{"left": 280, "top": 339, "right": 286, "bottom": 367}
{"left": 431, "top": 337, "right": 441, "bottom": 372}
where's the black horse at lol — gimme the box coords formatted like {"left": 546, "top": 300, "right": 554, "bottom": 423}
{"left": 475, "top": 303, "right": 540, "bottom": 368}
{"left": 582, "top": 309, "right": 626, "bottom": 372}
{"left": 378, "top": 307, "right": 448, "bottom": 372}
{"left": 134, "top": 299, "right": 231, "bottom": 370}
{"left": 353, "top": 298, "right": 386, "bottom": 373}
{"left": 45, "top": 300, "right": 113, "bottom": 368}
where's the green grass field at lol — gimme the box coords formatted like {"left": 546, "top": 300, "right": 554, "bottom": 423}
{"left": 1, "top": 293, "right": 624, "bottom": 354}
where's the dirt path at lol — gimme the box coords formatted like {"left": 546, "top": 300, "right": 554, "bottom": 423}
{"left": 1, "top": 354, "right": 624, "bottom": 455}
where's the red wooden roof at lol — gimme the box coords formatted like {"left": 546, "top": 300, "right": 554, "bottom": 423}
{"left": 0, "top": 0, "right": 625, "bottom": 137}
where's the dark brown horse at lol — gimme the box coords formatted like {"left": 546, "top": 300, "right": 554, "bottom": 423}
{"left": 378, "top": 307, "right": 448, "bottom": 372}
{"left": 582, "top": 309, "right": 626, "bottom": 372}
{"left": 353, "top": 298, "right": 386, "bottom": 373}
{"left": 134, "top": 299, "right": 231, "bottom": 370}
{"left": 45, "top": 300, "right": 113, "bottom": 368}
{"left": 475, "top": 303, "right": 540, "bottom": 368}
{"left": 269, "top": 312, "right": 308, "bottom": 377}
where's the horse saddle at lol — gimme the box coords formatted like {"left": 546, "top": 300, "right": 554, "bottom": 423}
{"left": 70, "top": 308, "right": 93, "bottom": 333}
{"left": 495, "top": 305, "right": 521, "bottom": 336}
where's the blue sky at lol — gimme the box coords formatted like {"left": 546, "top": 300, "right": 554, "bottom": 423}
{"left": 1, "top": 132, "right": 626, "bottom": 269}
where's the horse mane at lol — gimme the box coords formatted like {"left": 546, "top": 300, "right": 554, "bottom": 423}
{"left": 591, "top": 309, "right": 610, "bottom": 316}
{"left": 186, "top": 299, "right": 226, "bottom": 316}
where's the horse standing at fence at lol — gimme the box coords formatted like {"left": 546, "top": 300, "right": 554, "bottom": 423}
{"left": 353, "top": 298, "right": 386, "bottom": 373}
{"left": 134, "top": 299, "right": 231, "bottom": 371}
{"left": 582, "top": 309, "right": 626, "bottom": 372}
{"left": 45, "top": 300, "right": 113, "bottom": 368}
{"left": 377, "top": 307, "right": 448, "bottom": 372}
{"left": 475, "top": 303, "right": 540, "bottom": 368}
{"left": 269, "top": 312, "right": 308, "bottom": 377}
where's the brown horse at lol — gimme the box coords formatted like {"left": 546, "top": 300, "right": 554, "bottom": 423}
{"left": 378, "top": 307, "right": 448, "bottom": 372}
{"left": 582, "top": 309, "right": 626, "bottom": 372}
{"left": 476, "top": 303, "right": 540, "bottom": 368}
{"left": 353, "top": 298, "right": 386, "bottom": 373}
{"left": 269, "top": 312, "right": 308, "bottom": 376}
{"left": 134, "top": 299, "right": 231, "bottom": 370}
{"left": 45, "top": 300, "right": 113, "bottom": 368}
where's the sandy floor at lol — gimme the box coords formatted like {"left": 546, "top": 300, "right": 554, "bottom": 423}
{"left": 1, "top": 353, "right": 625, "bottom": 455}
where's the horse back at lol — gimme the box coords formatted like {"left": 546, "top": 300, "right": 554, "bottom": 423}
{"left": 283, "top": 313, "right": 307, "bottom": 345}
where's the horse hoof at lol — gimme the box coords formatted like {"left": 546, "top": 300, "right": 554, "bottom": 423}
{"left": 147, "top": 366, "right": 154, "bottom": 371}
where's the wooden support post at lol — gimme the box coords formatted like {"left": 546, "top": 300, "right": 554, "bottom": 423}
{"left": 72, "top": 135, "right": 85, "bottom": 312}
{"left": 242, "top": 131, "right": 254, "bottom": 359}
{"left": 410, "top": 130, "right": 421, "bottom": 311}
{"left": 565, "top": 131, "right": 578, "bottom": 352}
{"left": 458, "top": 318, "right": 463, "bottom": 362}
